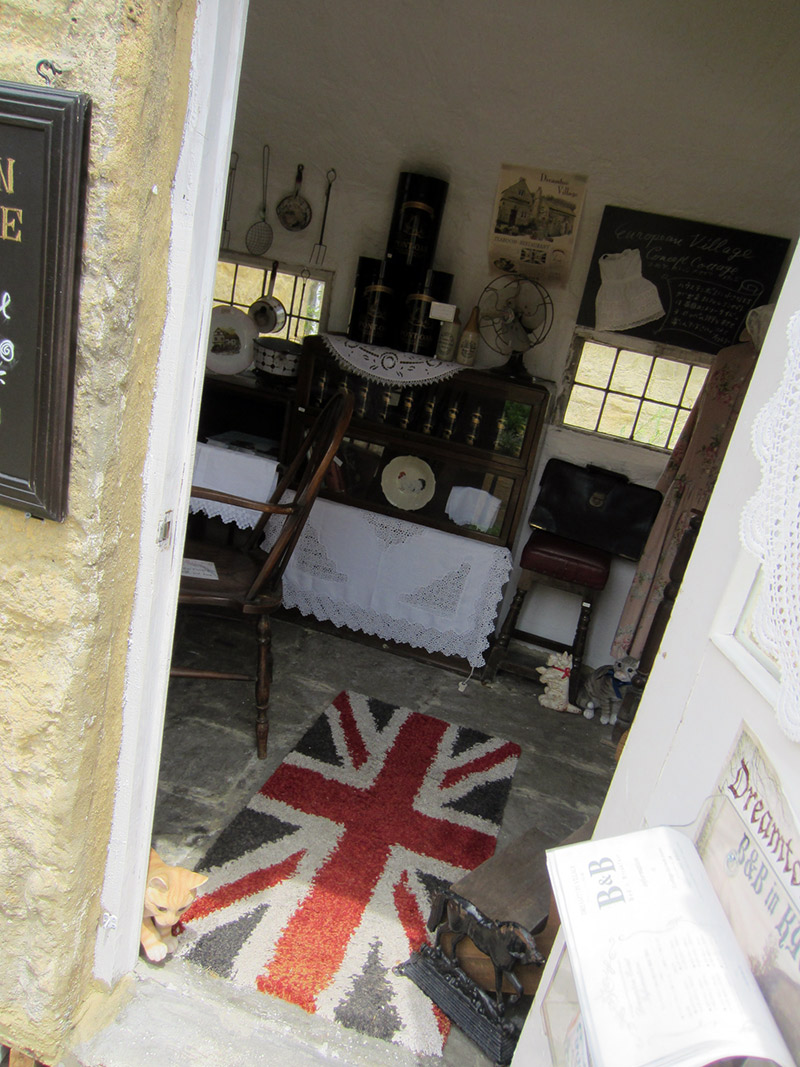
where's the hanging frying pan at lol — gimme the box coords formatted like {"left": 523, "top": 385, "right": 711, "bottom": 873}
{"left": 248, "top": 260, "right": 286, "bottom": 334}
{"left": 276, "top": 163, "right": 312, "bottom": 231}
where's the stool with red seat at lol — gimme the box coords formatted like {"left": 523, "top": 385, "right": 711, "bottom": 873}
{"left": 482, "top": 460, "right": 662, "bottom": 701}
{"left": 482, "top": 530, "right": 611, "bottom": 703}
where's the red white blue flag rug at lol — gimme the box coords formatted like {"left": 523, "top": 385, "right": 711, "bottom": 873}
{"left": 178, "top": 690, "right": 521, "bottom": 1056}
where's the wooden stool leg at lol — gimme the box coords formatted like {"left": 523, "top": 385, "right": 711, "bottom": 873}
{"left": 483, "top": 575, "right": 530, "bottom": 681}
{"left": 255, "top": 614, "right": 273, "bottom": 759}
{"left": 569, "top": 597, "right": 592, "bottom": 706}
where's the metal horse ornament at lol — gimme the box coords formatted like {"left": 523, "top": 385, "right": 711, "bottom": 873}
{"left": 427, "top": 889, "right": 544, "bottom": 1007}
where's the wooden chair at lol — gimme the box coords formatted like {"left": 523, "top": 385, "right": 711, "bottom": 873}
{"left": 171, "top": 388, "right": 353, "bottom": 759}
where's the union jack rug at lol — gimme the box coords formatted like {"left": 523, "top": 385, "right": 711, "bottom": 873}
{"left": 178, "top": 691, "right": 521, "bottom": 1056}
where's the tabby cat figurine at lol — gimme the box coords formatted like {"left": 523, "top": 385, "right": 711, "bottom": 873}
{"left": 576, "top": 655, "right": 638, "bottom": 725}
{"left": 140, "top": 848, "right": 207, "bottom": 962}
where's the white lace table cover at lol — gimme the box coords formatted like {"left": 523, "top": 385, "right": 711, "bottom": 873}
{"left": 188, "top": 442, "right": 511, "bottom": 666}
{"left": 267, "top": 498, "right": 511, "bottom": 667}
{"left": 190, "top": 441, "right": 279, "bottom": 529}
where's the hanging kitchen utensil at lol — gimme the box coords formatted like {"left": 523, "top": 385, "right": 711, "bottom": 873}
{"left": 311, "top": 168, "right": 336, "bottom": 265}
{"left": 245, "top": 144, "right": 274, "bottom": 255}
{"left": 294, "top": 268, "right": 311, "bottom": 338}
{"left": 276, "top": 163, "right": 312, "bottom": 231}
{"left": 220, "top": 150, "right": 238, "bottom": 250}
{"left": 247, "top": 260, "right": 286, "bottom": 334}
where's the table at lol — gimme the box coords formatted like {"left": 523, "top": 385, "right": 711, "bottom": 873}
{"left": 190, "top": 440, "right": 279, "bottom": 528}
{"left": 189, "top": 442, "right": 512, "bottom": 668}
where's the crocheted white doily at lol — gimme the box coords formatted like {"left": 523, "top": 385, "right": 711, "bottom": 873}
{"left": 321, "top": 334, "right": 464, "bottom": 385}
{"left": 740, "top": 310, "right": 800, "bottom": 740}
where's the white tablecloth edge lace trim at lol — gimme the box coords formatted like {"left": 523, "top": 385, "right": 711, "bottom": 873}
{"left": 739, "top": 309, "right": 800, "bottom": 741}
{"left": 320, "top": 334, "right": 465, "bottom": 385}
{"left": 189, "top": 498, "right": 261, "bottom": 530}
{"left": 282, "top": 548, "right": 511, "bottom": 668}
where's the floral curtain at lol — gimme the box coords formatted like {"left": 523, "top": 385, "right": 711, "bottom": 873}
{"left": 611, "top": 336, "right": 760, "bottom": 661}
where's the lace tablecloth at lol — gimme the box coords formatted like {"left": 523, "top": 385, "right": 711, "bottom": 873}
{"left": 188, "top": 442, "right": 511, "bottom": 667}
{"left": 190, "top": 441, "right": 280, "bottom": 528}
{"left": 270, "top": 498, "right": 512, "bottom": 668}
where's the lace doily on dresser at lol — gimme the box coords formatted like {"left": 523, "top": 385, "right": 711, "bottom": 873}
{"left": 267, "top": 497, "right": 512, "bottom": 667}
{"left": 740, "top": 310, "right": 800, "bottom": 740}
{"left": 321, "top": 334, "right": 464, "bottom": 385}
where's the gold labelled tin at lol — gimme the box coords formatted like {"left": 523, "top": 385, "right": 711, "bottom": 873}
{"left": 357, "top": 283, "right": 394, "bottom": 345}
{"left": 386, "top": 172, "right": 449, "bottom": 270}
{"left": 348, "top": 255, "right": 397, "bottom": 346}
{"left": 399, "top": 291, "right": 435, "bottom": 355}
{"left": 394, "top": 201, "right": 435, "bottom": 262}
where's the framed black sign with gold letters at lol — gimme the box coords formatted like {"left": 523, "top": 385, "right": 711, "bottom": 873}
{"left": 0, "top": 81, "right": 90, "bottom": 520}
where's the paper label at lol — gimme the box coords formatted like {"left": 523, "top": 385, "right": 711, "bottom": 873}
{"left": 181, "top": 558, "right": 218, "bottom": 580}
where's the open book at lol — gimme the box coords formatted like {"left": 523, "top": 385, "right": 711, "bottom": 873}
{"left": 544, "top": 826, "right": 794, "bottom": 1067}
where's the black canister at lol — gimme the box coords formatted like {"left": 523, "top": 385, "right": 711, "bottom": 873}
{"left": 397, "top": 268, "right": 454, "bottom": 355}
{"left": 347, "top": 257, "right": 398, "bottom": 346}
{"left": 385, "top": 172, "right": 449, "bottom": 271}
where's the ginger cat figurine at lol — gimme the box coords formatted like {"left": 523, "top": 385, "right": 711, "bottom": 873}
{"left": 140, "top": 848, "right": 208, "bottom": 962}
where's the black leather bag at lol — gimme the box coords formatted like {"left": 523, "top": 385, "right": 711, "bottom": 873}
{"left": 529, "top": 459, "right": 662, "bottom": 560}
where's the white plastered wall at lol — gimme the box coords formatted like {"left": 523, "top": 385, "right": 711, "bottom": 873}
{"left": 226, "top": 0, "right": 800, "bottom": 665}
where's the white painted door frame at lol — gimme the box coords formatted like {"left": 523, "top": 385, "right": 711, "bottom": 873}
{"left": 93, "top": 0, "right": 250, "bottom": 986}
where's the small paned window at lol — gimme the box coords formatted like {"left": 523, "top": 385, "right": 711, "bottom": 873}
{"left": 213, "top": 255, "right": 330, "bottom": 340}
{"left": 561, "top": 333, "right": 710, "bottom": 450}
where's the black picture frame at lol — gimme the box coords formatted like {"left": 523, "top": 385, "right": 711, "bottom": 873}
{"left": 576, "top": 205, "right": 790, "bottom": 355}
{"left": 0, "top": 80, "right": 90, "bottom": 520}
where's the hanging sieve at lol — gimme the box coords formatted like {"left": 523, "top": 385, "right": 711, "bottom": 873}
{"left": 276, "top": 163, "right": 312, "bottom": 232}
{"left": 245, "top": 144, "right": 274, "bottom": 255}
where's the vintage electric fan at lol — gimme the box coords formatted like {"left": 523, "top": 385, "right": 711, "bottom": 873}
{"left": 477, "top": 273, "right": 554, "bottom": 381}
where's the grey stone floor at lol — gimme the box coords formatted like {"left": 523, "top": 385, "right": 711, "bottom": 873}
{"left": 66, "top": 612, "right": 617, "bottom": 1067}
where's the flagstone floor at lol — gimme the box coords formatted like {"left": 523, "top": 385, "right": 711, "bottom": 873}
{"left": 63, "top": 612, "right": 617, "bottom": 1067}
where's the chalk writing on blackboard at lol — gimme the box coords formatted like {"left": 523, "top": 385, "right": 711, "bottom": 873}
{"left": 0, "top": 337, "right": 14, "bottom": 380}
{"left": 577, "top": 207, "right": 789, "bottom": 355}
{"left": 0, "top": 290, "right": 17, "bottom": 408}
{"left": 0, "top": 80, "right": 89, "bottom": 520}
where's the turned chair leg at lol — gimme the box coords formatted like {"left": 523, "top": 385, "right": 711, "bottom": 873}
{"left": 255, "top": 614, "right": 273, "bottom": 759}
{"left": 568, "top": 597, "right": 592, "bottom": 706}
{"left": 483, "top": 579, "right": 529, "bottom": 681}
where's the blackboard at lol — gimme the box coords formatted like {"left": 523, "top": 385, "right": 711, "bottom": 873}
{"left": 576, "top": 205, "right": 790, "bottom": 355}
{"left": 0, "top": 81, "right": 90, "bottom": 520}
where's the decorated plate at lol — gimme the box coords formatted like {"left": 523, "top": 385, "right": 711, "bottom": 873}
{"left": 207, "top": 305, "right": 257, "bottom": 375}
{"left": 381, "top": 455, "right": 436, "bottom": 511}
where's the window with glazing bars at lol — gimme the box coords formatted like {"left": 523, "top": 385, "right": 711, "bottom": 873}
{"left": 562, "top": 334, "right": 710, "bottom": 450}
{"left": 213, "top": 255, "right": 329, "bottom": 340}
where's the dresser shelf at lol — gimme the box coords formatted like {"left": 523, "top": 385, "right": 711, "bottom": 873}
{"left": 293, "top": 335, "right": 551, "bottom": 548}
